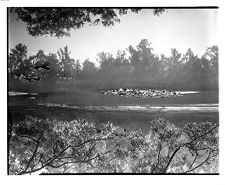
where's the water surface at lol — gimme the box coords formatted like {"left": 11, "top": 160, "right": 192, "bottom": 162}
{"left": 8, "top": 90, "right": 219, "bottom": 132}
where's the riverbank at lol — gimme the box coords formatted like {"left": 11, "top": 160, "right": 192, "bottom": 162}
{"left": 38, "top": 103, "right": 218, "bottom": 113}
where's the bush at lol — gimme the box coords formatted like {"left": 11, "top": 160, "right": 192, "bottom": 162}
{"left": 8, "top": 117, "right": 219, "bottom": 174}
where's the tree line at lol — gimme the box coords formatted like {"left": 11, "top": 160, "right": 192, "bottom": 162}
{"left": 8, "top": 39, "right": 218, "bottom": 90}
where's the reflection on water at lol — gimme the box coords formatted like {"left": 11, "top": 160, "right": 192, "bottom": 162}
{"left": 9, "top": 91, "right": 38, "bottom": 96}
{"left": 179, "top": 91, "right": 199, "bottom": 94}
{"left": 9, "top": 91, "right": 29, "bottom": 96}
{"left": 38, "top": 103, "right": 218, "bottom": 113}
{"left": 9, "top": 90, "right": 218, "bottom": 106}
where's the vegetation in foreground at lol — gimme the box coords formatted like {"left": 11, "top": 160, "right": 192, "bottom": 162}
{"left": 8, "top": 117, "right": 218, "bottom": 174}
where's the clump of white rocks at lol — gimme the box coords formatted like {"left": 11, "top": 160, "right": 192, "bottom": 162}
{"left": 101, "top": 88, "right": 183, "bottom": 98}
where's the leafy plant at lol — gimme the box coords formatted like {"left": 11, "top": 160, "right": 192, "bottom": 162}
{"left": 8, "top": 117, "right": 218, "bottom": 174}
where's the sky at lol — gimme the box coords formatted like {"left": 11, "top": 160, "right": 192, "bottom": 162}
{"left": 8, "top": 8, "right": 218, "bottom": 66}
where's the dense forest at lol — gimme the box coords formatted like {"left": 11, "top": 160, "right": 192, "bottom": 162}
{"left": 8, "top": 39, "right": 218, "bottom": 92}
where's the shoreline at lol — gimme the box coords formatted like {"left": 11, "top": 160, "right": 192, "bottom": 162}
{"left": 37, "top": 103, "right": 219, "bottom": 113}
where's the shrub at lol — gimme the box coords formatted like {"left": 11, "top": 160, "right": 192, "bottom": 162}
{"left": 8, "top": 117, "right": 219, "bottom": 174}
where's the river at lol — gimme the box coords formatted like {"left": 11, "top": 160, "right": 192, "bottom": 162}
{"left": 8, "top": 90, "right": 219, "bottom": 133}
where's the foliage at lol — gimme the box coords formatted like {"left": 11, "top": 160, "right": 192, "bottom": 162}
{"left": 9, "top": 117, "right": 218, "bottom": 174}
{"left": 57, "top": 46, "right": 77, "bottom": 79}
{"left": 82, "top": 59, "right": 98, "bottom": 78}
{"left": 10, "top": 8, "right": 146, "bottom": 37}
{"left": 8, "top": 44, "right": 80, "bottom": 81}
{"left": 96, "top": 40, "right": 218, "bottom": 90}
{"left": 8, "top": 43, "right": 29, "bottom": 78}
{"left": 8, "top": 40, "right": 218, "bottom": 90}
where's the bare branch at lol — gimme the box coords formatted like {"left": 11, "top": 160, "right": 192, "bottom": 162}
{"left": 18, "top": 138, "right": 40, "bottom": 175}
{"left": 84, "top": 143, "right": 96, "bottom": 161}
{"left": 163, "top": 146, "right": 182, "bottom": 173}
{"left": 152, "top": 129, "right": 167, "bottom": 173}
{"left": 17, "top": 135, "right": 39, "bottom": 143}
{"left": 188, "top": 152, "right": 199, "bottom": 171}
{"left": 184, "top": 151, "right": 218, "bottom": 173}
{"left": 32, "top": 153, "right": 43, "bottom": 169}
{"left": 17, "top": 136, "right": 116, "bottom": 175}
{"left": 186, "top": 125, "right": 218, "bottom": 146}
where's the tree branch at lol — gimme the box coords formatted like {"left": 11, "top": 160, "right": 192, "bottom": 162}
{"left": 17, "top": 136, "right": 116, "bottom": 175}
{"left": 184, "top": 151, "right": 212, "bottom": 173}
{"left": 186, "top": 125, "right": 218, "bottom": 146}
{"left": 18, "top": 134, "right": 39, "bottom": 143}
{"left": 188, "top": 151, "right": 199, "bottom": 172}
{"left": 163, "top": 146, "right": 182, "bottom": 173}
{"left": 18, "top": 138, "right": 40, "bottom": 175}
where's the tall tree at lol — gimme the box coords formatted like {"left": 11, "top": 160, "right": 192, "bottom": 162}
{"left": 41, "top": 53, "right": 61, "bottom": 80}
{"left": 57, "top": 46, "right": 75, "bottom": 78}
{"left": 74, "top": 60, "right": 82, "bottom": 79}
{"left": 202, "top": 45, "right": 218, "bottom": 88}
{"left": 8, "top": 43, "right": 27, "bottom": 74}
{"left": 137, "top": 39, "right": 154, "bottom": 71}
{"left": 166, "top": 48, "right": 182, "bottom": 84}
{"left": 170, "top": 48, "right": 182, "bottom": 68}
{"left": 82, "top": 58, "right": 98, "bottom": 78}
{"left": 204, "top": 45, "right": 218, "bottom": 75}
{"left": 127, "top": 45, "right": 141, "bottom": 73}
{"left": 8, "top": 43, "right": 33, "bottom": 79}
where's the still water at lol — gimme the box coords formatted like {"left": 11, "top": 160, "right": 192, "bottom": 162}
{"left": 8, "top": 90, "right": 219, "bottom": 133}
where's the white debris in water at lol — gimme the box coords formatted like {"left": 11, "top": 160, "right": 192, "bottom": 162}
{"left": 8, "top": 91, "right": 29, "bottom": 96}
{"left": 8, "top": 91, "right": 38, "bottom": 96}
{"left": 101, "top": 88, "right": 184, "bottom": 98}
{"left": 179, "top": 91, "right": 199, "bottom": 94}
{"left": 30, "top": 93, "right": 38, "bottom": 95}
